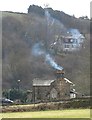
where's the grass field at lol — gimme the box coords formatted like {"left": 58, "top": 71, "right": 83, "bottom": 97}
{"left": 0, "top": 109, "right": 90, "bottom": 118}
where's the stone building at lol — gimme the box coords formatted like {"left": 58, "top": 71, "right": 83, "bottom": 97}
{"left": 32, "top": 70, "right": 75, "bottom": 102}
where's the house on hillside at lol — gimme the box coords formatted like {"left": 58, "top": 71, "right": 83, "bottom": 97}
{"left": 32, "top": 70, "right": 76, "bottom": 102}
{"left": 62, "top": 36, "right": 78, "bottom": 52}
{"left": 51, "top": 34, "right": 85, "bottom": 52}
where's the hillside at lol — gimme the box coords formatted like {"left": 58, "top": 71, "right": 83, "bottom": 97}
{"left": 28, "top": 5, "right": 90, "bottom": 33}
{"left": 2, "top": 9, "right": 90, "bottom": 96}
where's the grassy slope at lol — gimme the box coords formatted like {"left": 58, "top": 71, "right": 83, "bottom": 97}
{"left": 1, "top": 109, "right": 90, "bottom": 118}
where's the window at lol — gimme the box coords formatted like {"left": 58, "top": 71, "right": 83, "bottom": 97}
{"left": 50, "top": 88, "right": 57, "bottom": 99}
{"left": 72, "top": 44, "right": 77, "bottom": 48}
{"left": 72, "top": 45, "right": 74, "bottom": 48}
{"left": 65, "top": 44, "right": 70, "bottom": 48}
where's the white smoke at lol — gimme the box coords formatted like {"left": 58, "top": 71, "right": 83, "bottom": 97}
{"left": 32, "top": 42, "right": 63, "bottom": 70}
{"left": 32, "top": 42, "right": 45, "bottom": 56}
{"left": 68, "top": 28, "right": 85, "bottom": 40}
{"left": 45, "top": 9, "right": 55, "bottom": 26}
{"left": 45, "top": 54, "right": 63, "bottom": 70}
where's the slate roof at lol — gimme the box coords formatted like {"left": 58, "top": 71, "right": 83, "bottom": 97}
{"left": 33, "top": 79, "right": 55, "bottom": 86}
{"left": 33, "top": 78, "right": 74, "bottom": 86}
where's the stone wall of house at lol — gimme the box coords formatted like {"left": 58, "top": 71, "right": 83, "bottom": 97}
{"left": 33, "top": 86, "right": 50, "bottom": 101}
{"left": 55, "top": 78, "right": 71, "bottom": 99}
{"left": 33, "top": 78, "right": 71, "bottom": 101}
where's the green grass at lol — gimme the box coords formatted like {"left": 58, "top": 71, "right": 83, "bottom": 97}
{"left": 0, "top": 109, "right": 90, "bottom": 118}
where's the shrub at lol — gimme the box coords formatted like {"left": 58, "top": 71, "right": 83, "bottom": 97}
{"left": 1, "top": 98, "right": 90, "bottom": 112}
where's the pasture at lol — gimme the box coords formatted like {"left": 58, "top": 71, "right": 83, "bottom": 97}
{"left": 0, "top": 109, "right": 90, "bottom": 118}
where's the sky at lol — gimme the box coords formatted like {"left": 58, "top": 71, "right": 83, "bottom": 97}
{"left": 0, "top": 0, "right": 91, "bottom": 18}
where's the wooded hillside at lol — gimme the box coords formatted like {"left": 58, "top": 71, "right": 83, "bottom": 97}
{"left": 2, "top": 6, "right": 90, "bottom": 96}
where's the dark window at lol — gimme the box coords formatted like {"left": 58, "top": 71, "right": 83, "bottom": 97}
{"left": 65, "top": 45, "right": 70, "bottom": 48}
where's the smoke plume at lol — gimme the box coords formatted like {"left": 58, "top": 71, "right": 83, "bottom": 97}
{"left": 68, "top": 28, "right": 85, "bottom": 40}
{"left": 45, "top": 9, "right": 55, "bottom": 26}
{"left": 32, "top": 42, "right": 63, "bottom": 70}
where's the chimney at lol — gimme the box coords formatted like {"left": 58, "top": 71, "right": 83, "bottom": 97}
{"left": 56, "top": 69, "right": 65, "bottom": 79}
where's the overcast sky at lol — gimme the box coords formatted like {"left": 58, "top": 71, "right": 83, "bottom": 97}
{"left": 0, "top": 0, "right": 91, "bottom": 18}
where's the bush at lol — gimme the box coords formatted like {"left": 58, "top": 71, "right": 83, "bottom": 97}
{"left": 2, "top": 89, "right": 29, "bottom": 103}
{"left": 1, "top": 98, "right": 90, "bottom": 113}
